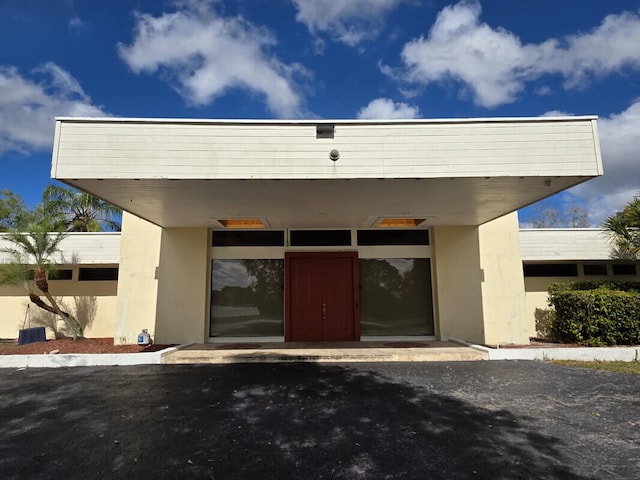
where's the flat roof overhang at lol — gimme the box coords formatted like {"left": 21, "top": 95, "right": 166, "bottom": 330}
{"left": 51, "top": 117, "right": 604, "bottom": 228}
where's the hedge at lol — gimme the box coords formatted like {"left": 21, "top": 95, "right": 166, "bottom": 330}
{"left": 548, "top": 281, "right": 640, "bottom": 346}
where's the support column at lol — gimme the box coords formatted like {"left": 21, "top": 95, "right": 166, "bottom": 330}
{"left": 154, "top": 227, "right": 209, "bottom": 344}
{"left": 432, "top": 212, "right": 528, "bottom": 345}
{"left": 114, "top": 213, "right": 162, "bottom": 344}
{"left": 478, "top": 212, "right": 528, "bottom": 344}
{"left": 432, "top": 225, "right": 485, "bottom": 343}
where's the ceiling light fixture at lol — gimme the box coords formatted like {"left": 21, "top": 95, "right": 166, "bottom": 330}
{"left": 377, "top": 218, "right": 426, "bottom": 228}
{"left": 218, "top": 219, "right": 265, "bottom": 229}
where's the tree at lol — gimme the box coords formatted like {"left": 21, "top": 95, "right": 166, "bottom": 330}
{"left": 0, "top": 190, "right": 34, "bottom": 232}
{"left": 603, "top": 193, "right": 640, "bottom": 260}
{"left": 42, "top": 184, "right": 121, "bottom": 232}
{"left": 525, "top": 203, "right": 588, "bottom": 228}
{"left": 0, "top": 225, "right": 83, "bottom": 339}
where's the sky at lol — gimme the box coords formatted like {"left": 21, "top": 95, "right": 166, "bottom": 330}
{"left": 1, "top": 0, "right": 640, "bottom": 227}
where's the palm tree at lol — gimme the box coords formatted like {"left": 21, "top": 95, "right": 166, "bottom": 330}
{"left": 42, "top": 184, "right": 121, "bottom": 232}
{"left": 0, "top": 225, "right": 83, "bottom": 339}
{"left": 603, "top": 194, "right": 640, "bottom": 260}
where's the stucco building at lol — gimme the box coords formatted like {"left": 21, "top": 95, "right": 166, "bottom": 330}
{"left": 4, "top": 116, "right": 635, "bottom": 346}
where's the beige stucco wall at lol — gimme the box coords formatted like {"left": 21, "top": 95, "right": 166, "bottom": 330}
{"left": 432, "top": 225, "right": 485, "bottom": 343}
{"left": 433, "top": 213, "right": 527, "bottom": 345}
{"left": 114, "top": 212, "right": 162, "bottom": 344}
{"left": 0, "top": 290, "right": 118, "bottom": 340}
{"left": 154, "top": 227, "right": 209, "bottom": 344}
{"left": 478, "top": 212, "right": 528, "bottom": 344}
{"left": 524, "top": 279, "right": 556, "bottom": 339}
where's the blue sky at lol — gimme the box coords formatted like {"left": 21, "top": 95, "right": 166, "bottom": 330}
{"left": 1, "top": 0, "right": 640, "bottom": 226}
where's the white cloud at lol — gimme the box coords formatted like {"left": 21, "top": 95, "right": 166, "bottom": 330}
{"left": 391, "top": 0, "right": 640, "bottom": 108}
{"left": 568, "top": 100, "right": 640, "bottom": 224}
{"left": 357, "top": 97, "right": 420, "bottom": 119}
{"left": 292, "top": 0, "right": 405, "bottom": 46}
{"left": 69, "top": 16, "right": 85, "bottom": 31}
{"left": 541, "top": 110, "right": 572, "bottom": 117}
{"left": 0, "top": 63, "right": 106, "bottom": 155}
{"left": 118, "top": 1, "right": 307, "bottom": 118}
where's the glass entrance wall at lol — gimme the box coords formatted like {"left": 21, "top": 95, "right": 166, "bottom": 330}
{"left": 210, "top": 259, "right": 284, "bottom": 336}
{"left": 210, "top": 228, "right": 434, "bottom": 338}
{"left": 359, "top": 258, "right": 435, "bottom": 335}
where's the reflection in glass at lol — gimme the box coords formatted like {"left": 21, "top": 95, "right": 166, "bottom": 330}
{"left": 210, "top": 259, "right": 284, "bottom": 336}
{"left": 359, "top": 258, "right": 434, "bottom": 335}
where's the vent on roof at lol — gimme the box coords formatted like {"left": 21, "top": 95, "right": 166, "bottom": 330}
{"left": 316, "top": 124, "right": 335, "bottom": 139}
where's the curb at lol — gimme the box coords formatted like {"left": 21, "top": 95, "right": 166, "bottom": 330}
{"left": 0, "top": 344, "right": 185, "bottom": 369}
{"left": 2, "top": 342, "right": 639, "bottom": 368}
{"left": 450, "top": 339, "right": 640, "bottom": 362}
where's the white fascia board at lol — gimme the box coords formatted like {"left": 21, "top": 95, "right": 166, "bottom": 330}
{"left": 54, "top": 115, "right": 599, "bottom": 126}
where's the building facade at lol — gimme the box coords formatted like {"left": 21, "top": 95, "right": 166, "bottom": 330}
{"left": 1, "top": 117, "right": 612, "bottom": 344}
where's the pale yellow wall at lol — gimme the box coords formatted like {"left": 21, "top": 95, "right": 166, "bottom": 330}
{"left": 433, "top": 213, "right": 527, "bottom": 345}
{"left": 0, "top": 294, "right": 118, "bottom": 340}
{"left": 432, "top": 225, "right": 485, "bottom": 343}
{"left": 478, "top": 213, "right": 528, "bottom": 344}
{"left": 0, "top": 297, "right": 34, "bottom": 339}
{"left": 1, "top": 266, "right": 118, "bottom": 340}
{"left": 114, "top": 212, "right": 162, "bottom": 344}
{"left": 524, "top": 282, "right": 554, "bottom": 339}
{"left": 154, "top": 227, "right": 209, "bottom": 344}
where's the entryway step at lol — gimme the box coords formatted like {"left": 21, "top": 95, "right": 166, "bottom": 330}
{"left": 161, "top": 345, "right": 487, "bottom": 364}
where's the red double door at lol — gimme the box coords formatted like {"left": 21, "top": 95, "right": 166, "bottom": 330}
{"left": 285, "top": 252, "right": 360, "bottom": 342}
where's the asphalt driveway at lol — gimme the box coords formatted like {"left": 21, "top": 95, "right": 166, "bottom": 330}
{"left": 1, "top": 361, "right": 638, "bottom": 479}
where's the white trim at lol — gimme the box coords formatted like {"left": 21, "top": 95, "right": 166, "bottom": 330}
{"left": 54, "top": 116, "right": 598, "bottom": 125}
{"left": 450, "top": 339, "right": 640, "bottom": 362}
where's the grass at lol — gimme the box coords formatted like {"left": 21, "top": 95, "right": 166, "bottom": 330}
{"left": 551, "top": 360, "right": 640, "bottom": 374}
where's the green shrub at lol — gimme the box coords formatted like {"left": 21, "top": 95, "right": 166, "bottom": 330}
{"left": 548, "top": 282, "right": 640, "bottom": 346}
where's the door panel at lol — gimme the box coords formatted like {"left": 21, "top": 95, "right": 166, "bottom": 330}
{"left": 289, "top": 258, "right": 323, "bottom": 341}
{"left": 322, "top": 257, "right": 355, "bottom": 341}
{"left": 286, "top": 252, "right": 359, "bottom": 342}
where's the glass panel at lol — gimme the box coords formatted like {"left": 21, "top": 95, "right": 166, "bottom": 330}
{"left": 210, "top": 259, "right": 284, "bottom": 336}
{"left": 290, "top": 230, "right": 351, "bottom": 246}
{"left": 357, "top": 229, "right": 429, "bottom": 246}
{"left": 583, "top": 264, "right": 607, "bottom": 276}
{"left": 359, "top": 258, "right": 434, "bottom": 336}
{"left": 78, "top": 267, "right": 119, "bottom": 281}
{"left": 523, "top": 263, "right": 578, "bottom": 277}
{"left": 613, "top": 264, "right": 637, "bottom": 275}
{"left": 212, "top": 230, "right": 284, "bottom": 246}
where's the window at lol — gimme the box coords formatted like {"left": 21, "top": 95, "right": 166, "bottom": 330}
{"left": 359, "top": 258, "right": 434, "bottom": 336}
{"left": 210, "top": 259, "right": 284, "bottom": 336}
{"left": 79, "top": 268, "right": 119, "bottom": 281}
{"left": 523, "top": 263, "right": 578, "bottom": 277}
{"left": 26, "top": 269, "right": 72, "bottom": 280}
{"left": 212, "top": 231, "right": 284, "bottom": 247}
{"left": 50, "top": 269, "right": 73, "bottom": 280}
{"left": 613, "top": 264, "right": 637, "bottom": 276}
{"left": 357, "top": 229, "right": 429, "bottom": 246}
{"left": 583, "top": 264, "right": 608, "bottom": 276}
{"left": 289, "top": 230, "right": 351, "bottom": 246}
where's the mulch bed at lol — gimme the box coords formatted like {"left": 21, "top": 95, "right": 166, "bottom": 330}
{"left": 0, "top": 337, "right": 174, "bottom": 355}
